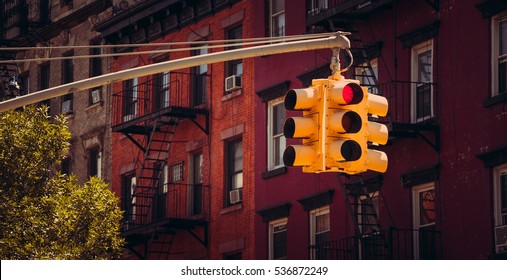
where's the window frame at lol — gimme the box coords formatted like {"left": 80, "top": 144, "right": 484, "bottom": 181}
{"left": 191, "top": 45, "right": 208, "bottom": 106}
{"left": 269, "top": 217, "right": 288, "bottom": 260}
{"left": 267, "top": 97, "right": 286, "bottom": 170}
{"left": 355, "top": 58, "right": 378, "bottom": 94}
{"left": 358, "top": 192, "right": 380, "bottom": 235}
{"left": 189, "top": 152, "right": 203, "bottom": 216}
{"left": 225, "top": 25, "right": 243, "bottom": 79}
{"left": 411, "top": 40, "right": 434, "bottom": 123}
{"left": 412, "top": 182, "right": 436, "bottom": 259}
{"left": 492, "top": 13, "right": 507, "bottom": 97}
{"left": 494, "top": 163, "right": 507, "bottom": 226}
{"left": 225, "top": 137, "right": 243, "bottom": 207}
{"left": 88, "top": 146, "right": 101, "bottom": 178}
{"left": 269, "top": 0, "right": 285, "bottom": 37}
{"left": 309, "top": 205, "right": 330, "bottom": 259}
{"left": 123, "top": 77, "right": 138, "bottom": 121}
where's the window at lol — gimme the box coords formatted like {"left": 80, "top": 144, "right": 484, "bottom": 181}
{"left": 190, "top": 153, "right": 203, "bottom": 215}
{"left": 62, "top": 93, "right": 73, "bottom": 114}
{"left": 191, "top": 46, "right": 207, "bottom": 106}
{"left": 358, "top": 193, "right": 380, "bottom": 235}
{"left": 123, "top": 77, "right": 138, "bottom": 121}
{"left": 225, "top": 25, "right": 243, "bottom": 80}
{"left": 267, "top": 97, "right": 286, "bottom": 170}
{"left": 89, "top": 41, "right": 102, "bottom": 105}
{"left": 412, "top": 183, "right": 437, "bottom": 259}
{"left": 153, "top": 164, "right": 168, "bottom": 220}
{"left": 355, "top": 58, "right": 378, "bottom": 94}
{"left": 269, "top": 218, "right": 288, "bottom": 259}
{"left": 39, "top": 63, "right": 51, "bottom": 107}
{"left": 122, "top": 172, "right": 136, "bottom": 228}
{"left": 88, "top": 147, "right": 101, "bottom": 178}
{"left": 310, "top": 206, "right": 330, "bottom": 259}
{"left": 171, "top": 161, "right": 184, "bottom": 183}
{"left": 493, "top": 14, "right": 507, "bottom": 96}
{"left": 153, "top": 71, "right": 170, "bottom": 110}
{"left": 494, "top": 164, "right": 507, "bottom": 226}
{"left": 62, "top": 51, "right": 74, "bottom": 114}
{"left": 62, "top": 51, "right": 74, "bottom": 84}
{"left": 269, "top": 0, "right": 285, "bottom": 37}
{"left": 226, "top": 138, "right": 243, "bottom": 206}
{"left": 411, "top": 40, "right": 433, "bottom": 123}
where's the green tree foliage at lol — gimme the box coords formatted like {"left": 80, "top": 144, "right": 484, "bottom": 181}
{"left": 0, "top": 107, "right": 124, "bottom": 259}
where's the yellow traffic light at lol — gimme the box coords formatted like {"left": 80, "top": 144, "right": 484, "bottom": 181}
{"left": 282, "top": 84, "right": 324, "bottom": 173}
{"left": 282, "top": 75, "right": 389, "bottom": 175}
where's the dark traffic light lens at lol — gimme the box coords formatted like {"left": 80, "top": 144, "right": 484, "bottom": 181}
{"left": 341, "top": 140, "right": 362, "bottom": 161}
{"left": 284, "top": 90, "right": 297, "bottom": 110}
{"left": 283, "top": 146, "right": 296, "bottom": 166}
{"left": 283, "top": 118, "right": 296, "bottom": 138}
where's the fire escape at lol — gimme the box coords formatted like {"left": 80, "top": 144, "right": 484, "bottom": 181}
{"left": 306, "top": 0, "right": 441, "bottom": 259}
{"left": 0, "top": 0, "right": 50, "bottom": 100}
{"left": 112, "top": 71, "right": 210, "bottom": 259}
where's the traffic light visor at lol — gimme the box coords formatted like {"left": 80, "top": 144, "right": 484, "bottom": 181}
{"left": 284, "top": 88, "right": 317, "bottom": 111}
{"left": 283, "top": 145, "right": 317, "bottom": 167}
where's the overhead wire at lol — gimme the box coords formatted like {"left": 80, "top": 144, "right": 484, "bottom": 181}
{"left": 0, "top": 33, "right": 336, "bottom": 64}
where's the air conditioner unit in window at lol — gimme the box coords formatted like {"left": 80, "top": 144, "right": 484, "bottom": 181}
{"left": 495, "top": 224, "right": 507, "bottom": 253}
{"left": 62, "top": 100, "right": 72, "bottom": 113}
{"left": 229, "top": 189, "right": 242, "bottom": 205}
{"left": 225, "top": 75, "right": 242, "bottom": 92}
{"left": 91, "top": 89, "right": 101, "bottom": 103}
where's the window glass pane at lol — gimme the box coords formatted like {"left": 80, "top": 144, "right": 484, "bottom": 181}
{"left": 194, "top": 153, "right": 203, "bottom": 184}
{"left": 419, "top": 189, "right": 436, "bottom": 225}
{"left": 273, "top": 136, "right": 281, "bottom": 166}
{"left": 272, "top": 0, "right": 284, "bottom": 14}
{"left": 234, "top": 141, "right": 243, "bottom": 171}
{"left": 418, "top": 50, "right": 432, "bottom": 83}
{"left": 316, "top": 212, "right": 330, "bottom": 233}
{"left": 272, "top": 223, "right": 287, "bottom": 259}
{"left": 272, "top": 15, "right": 285, "bottom": 37}
{"left": 273, "top": 103, "right": 285, "bottom": 135}
{"left": 499, "top": 61, "right": 507, "bottom": 94}
{"left": 501, "top": 173, "right": 507, "bottom": 212}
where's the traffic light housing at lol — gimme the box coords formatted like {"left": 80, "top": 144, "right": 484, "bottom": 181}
{"left": 283, "top": 76, "right": 389, "bottom": 174}
{"left": 282, "top": 83, "right": 324, "bottom": 173}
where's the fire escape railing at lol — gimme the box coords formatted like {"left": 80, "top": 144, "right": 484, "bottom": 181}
{"left": 121, "top": 182, "right": 210, "bottom": 231}
{"left": 310, "top": 227, "right": 442, "bottom": 260}
{"left": 112, "top": 71, "right": 210, "bottom": 128}
{"left": 378, "top": 80, "right": 438, "bottom": 125}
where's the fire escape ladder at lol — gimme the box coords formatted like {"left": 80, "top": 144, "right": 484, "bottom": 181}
{"left": 346, "top": 22, "right": 381, "bottom": 95}
{"left": 127, "top": 116, "right": 178, "bottom": 227}
{"left": 338, "top": 175, "right": 391, "bottom": 259}
{"left": 147, "top": 227, "right": 177, "bottom": 260}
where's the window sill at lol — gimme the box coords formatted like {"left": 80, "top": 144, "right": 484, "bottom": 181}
{"left": 484, "top": 93, "right": 507, "bottom": 108}
{"left": 222, "top": 89, "right": 242, "bottom": 101}
{"left": 262, "top": 166, "right": 287, "bottom": 179}
{"left": 221, "top": 203, "right": 242, "bottom": 215}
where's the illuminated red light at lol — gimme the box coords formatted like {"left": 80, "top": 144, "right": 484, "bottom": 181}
{"left": 342, "top": 84, "right": 354, "bottom": 104}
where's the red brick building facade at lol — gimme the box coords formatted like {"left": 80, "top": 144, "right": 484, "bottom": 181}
{"left": 96, "top": 0, "right": 256, "bottom": 259}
